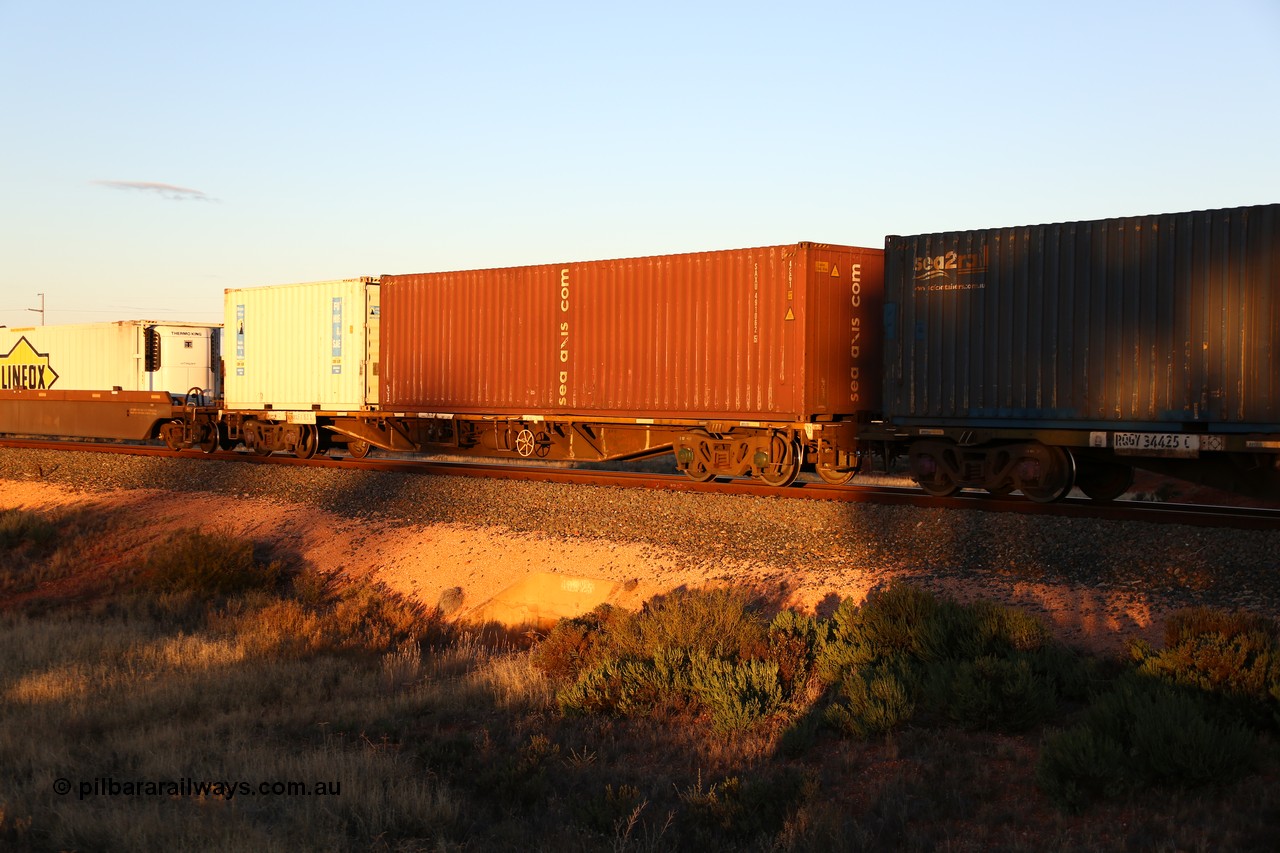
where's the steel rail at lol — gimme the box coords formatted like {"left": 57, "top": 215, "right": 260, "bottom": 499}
{"left": 2, "top": 438, "right": 1277, "bottom": 530}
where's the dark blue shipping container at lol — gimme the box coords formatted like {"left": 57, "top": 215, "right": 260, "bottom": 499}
{"left": 882, "top": 204, "right": 1279, "bottom": 432}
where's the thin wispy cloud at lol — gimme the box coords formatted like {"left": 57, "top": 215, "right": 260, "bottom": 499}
{"left": 92, "top": 180, "right": 219, "bottom": 202}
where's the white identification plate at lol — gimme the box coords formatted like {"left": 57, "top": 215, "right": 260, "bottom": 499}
{"left": 1113, "top": 432, "right": 1200, "bottom": 457}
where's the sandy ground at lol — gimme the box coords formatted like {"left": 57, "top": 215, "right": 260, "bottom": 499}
{"left": 2, "top": 480, "right": 1175, "bottom": 655}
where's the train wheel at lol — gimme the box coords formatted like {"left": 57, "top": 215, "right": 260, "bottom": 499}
{"left": 917, "top": 474, "right": 961, "bottom": 497}
{"left": 910, "top": 444, "right": 961, "bottom": 497}
{"left": 816, "top": 464, "right": 855, "bottom": 486}
{"left": 684, "top": 460, "right": 716, "bottom": 482}
{"left": 346, "top": 439, "right": 372, "bottom": 459}
{"left": 759, "top": 439, "right": 801, "bottom": 487}
{"left": 1076, "top": 460, "right": 1133, "bottom": 502}
{"left": 161, "top": 421, "right": 184, "bottom": 452}
{"left": 294, "top": 426, "right": 319, "bottom": 460}
{"left": 1017, "top": 446, "right": 1076, "bottom": 503}
{"left": 198, "top": 425, "right": 219, "bottom": 454}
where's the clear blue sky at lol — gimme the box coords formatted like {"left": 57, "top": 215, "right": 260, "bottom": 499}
{"left": 2, "top": 0, "right": 1277, "bottom": 326}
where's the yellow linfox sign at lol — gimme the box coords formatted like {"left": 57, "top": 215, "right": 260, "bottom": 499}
{"left": 0, "top": 337, "right": 60, "bottom": 390}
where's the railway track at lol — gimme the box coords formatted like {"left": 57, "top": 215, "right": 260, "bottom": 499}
{"left": 3, "top": 438, "right": 1278, "bottom": 530}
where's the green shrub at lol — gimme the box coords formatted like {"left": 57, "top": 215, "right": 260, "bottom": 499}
{"left": 324, "top": 581, "right": 433, "bottom": 653}
{"left": 1130, "top": 607, "right": 1280, "bottom": 723}
{"left": 817, "top": 584, "right": 1080, "bottom": 737}
{"left": 556, "top": 651, "right": 686, "bottom": 718}
{"left": 556, "top": 647, "right": 784, "bottom": 731}
{"left": 545, "top": 587, "right": 806, "bottom": 731}
{"left": 687, "top": 653, "right": 784, "bottom": 731}
{"left": 816, "top": 584, "right": 1056, "bottom": 684}
{"left": 1037, "top": 675, "right": 1257, "bottom": 810}
{"left": 825, "top": 658, "right": 916, "bottom": 738}
{"left": 846, "top": 583, "right": 943, "bottom": 658}
{"left": 1162, "top": 607, "right": 1277, "bottom": 648}
{"left": 140, "top": 529, "right": 281, "bottom": 597}
{"left": 929, "top": 653, "right": 1058, "bottom": 731}
{"left": 814, "top": 597, "right": 876, "bottom": 682}
{"left": 622, "top": 586, "right": 770, "bottom": 661}
{"left": 571, "top": 783, "right": 648, "bottom": 837}
{"left": 766, "top": 609, "right": 822, "bottom": 694}
{"left": 815, "top": 584, "right": 944, "bottom": 682}
{"left": 530, "top": 605, "right": 618, "bottom": 685}
{"left": 970, "top": 599, "right": 1052, "bottom": 652}
{"left": 1027, "top": 641, "right": 1098, "bottom": 702}
{"left": 1035, "top": 724, "right": 1128, "bottom": 812}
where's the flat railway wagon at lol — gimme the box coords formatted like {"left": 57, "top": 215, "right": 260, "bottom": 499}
{"left": 327, "top": 242, "right": 885, "bottom": 485}
{"left": 878, "top": 203, "right": 1280, "bottom": 501}
{"left": 0, "top": 320, "right": 222, "bottom": 445}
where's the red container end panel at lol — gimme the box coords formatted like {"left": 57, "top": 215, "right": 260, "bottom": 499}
{"left": 381, "top": 243, "right": 883, "bottom": 423}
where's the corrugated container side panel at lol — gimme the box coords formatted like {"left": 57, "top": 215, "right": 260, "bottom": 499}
{"left": 803, "top": 247, "right": 833, "bottom": 413}
{"left": 1102, "top": 220, "right": 1119, "bottom": 418}
{"left": 1013, "top": 229, "right": 1029, "bottom": 411}
{"left": 1254, "top": 208, "right": 1278, "bottom": 420}
{"left": 1138, "top": 218, "right": 1155, "bottom": 417}
{"left": 669, "top": 259, "right": 685, "bottom": 409}
{"left": 383, "top": 244, "right": 884, "bottom": 421}
{"left": 1212, "top": 213, "right": 1230, "bottom": 419}
{"left": 1149, "top": 218, "right": 1168, "bottom": 417}
{"left": 801, "top": 245, "right": 884, "bottom": 417}
{"left": 1032, "top": 232, "right": 1050, "bottom": 412}
{"left": 0, "top": 323, "right": 142, "bottom": 391}
{"left": 1042, "top": 227, "right": 1061, "bottom": 413}
{"left": 755, "top": 251, "right": 772, "bottom": 409}
{"left": 0, "top": 322, "right": 219, "bottom": 396}
{"left": 883, "top": 204, "right": 1279, "bottom": 428}
{"left": 224, "top": 280, "right": 374, "bottom": 411}
{"left": 1239, "top": 204, "right": 1269, "bottom": 414}
{"left": 1227, "top": 213, "right": 1245, "bottom": 420}
{"left": 570, "top": 247, "right": 788, "bottom": 416}
{"left": 1097, "top": 222, "right": 1113, "bottom": 415}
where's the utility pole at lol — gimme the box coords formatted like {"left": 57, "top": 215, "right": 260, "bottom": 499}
{"left": 27, "top": 293, "right": 44, "bottom": 325}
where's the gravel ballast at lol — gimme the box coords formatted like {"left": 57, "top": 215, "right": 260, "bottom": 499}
{"left": 2, "top": 447, "right": 1278, "bottom": 646}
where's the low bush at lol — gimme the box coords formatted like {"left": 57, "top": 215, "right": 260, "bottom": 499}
{"left": 140, "top": 528, "right": 281, "bottom": 597}
{"left": 825, "top": 657, "right": 916, "bottom": 738}
{"left": 1035, "top": 722, "right": 1128, "bottom": 812}
{"left": 613, "top": 586, "right": 771, "bottom": 662}
{"left": 818, "top": 582, "right": 1082, "bottom": 736}
{"left": 1130, "top": 606, "right": 1280, "bottom": 726}
{"left": 1037, "top": 674, "right": 1257, "bottom": 811}
{"left": 928, "top": 653, "right": 1058, "bottom": 732}
{"left": 557, "top": 646, "right": 786, "bottom": 731}
{"left": 816, "top": 584, "right": 942, "bottom": 683}
{"left": 530, "top": 605, "right": 619, "bottom": 685}
{"left": 766, "top": 609, "right": 823, "bottom": 695}
{"left": 546, "top": 588, "right": 797, "bottom": 731}
{"left": 686, "top": 652, "right": 785, "bottom": 731}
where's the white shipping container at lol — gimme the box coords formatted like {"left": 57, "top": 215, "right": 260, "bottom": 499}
{"left": 0, "top": 320, "right": 220, "bottom": 398}
{"left": 224, "top": 278, "right": 380, "bottom": 412}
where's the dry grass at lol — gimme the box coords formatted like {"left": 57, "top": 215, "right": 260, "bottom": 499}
{"left": 0, "top": 505, "right": 1278, "bottom": 852}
